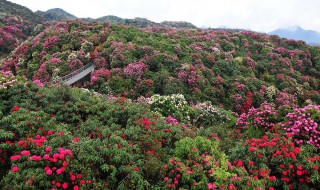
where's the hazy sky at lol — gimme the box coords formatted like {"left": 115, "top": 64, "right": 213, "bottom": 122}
{"left": 7, "top": 0, "right": 320, "bottom": 33}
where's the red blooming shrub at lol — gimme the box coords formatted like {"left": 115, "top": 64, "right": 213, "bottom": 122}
{"left": 229, "top": 133, "right": 320, "bottom": 189}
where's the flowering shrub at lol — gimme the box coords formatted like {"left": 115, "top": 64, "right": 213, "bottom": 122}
{"left": 236, "top": 102, "right": 278, "bottom": 134}
{"left": 149, "top": 94, "right": 190, "bottom": 122}
{"left": 90, "top": 68, "right": 110, "bottom": 84}
{"left": 69, "top": 58, "right": 84, "bottom": 71}
{"left": 164, "top": 136, "right": 264, "bottom": 189}
{"left": 0, "top": 13, "right": 35, "bottom": 54}
{"left": 123, "top": 61, "right": 147, "bottom": 79}
{"left": 0, "top": 83, "right": 193, "bottom": 189}
{"left": 190, "top": 101, "right": 231, "bottom": 127}
{"left": 0, "top": 70, "right": 18, "bottom": 89}
{"left": 229, "top": 133, "right": 320, "bottom": 189}
{"left": 282, "top": 105, "right": 320, "bottom": 148}
{"left": 245, "top": 57, "right": 256, "bottom": 68}
{"left": 177, "top": 65, "right": 205, "bottom": 92}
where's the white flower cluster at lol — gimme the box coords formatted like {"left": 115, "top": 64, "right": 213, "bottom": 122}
{"left": 68, "top": 51, "right": 78, "bottom": 61}
{"left": 81, "top": 40, "right": 93, "bottom": 53}
{"left": 193, "top": 101, "right": 230, "bottom": 123}
{"left": 149, "top": 94, "right": 190, "bottom": 121}
{"left": 136, "top": 96, "right": 151, "bottom": 104}
{"left": 266, "top": 85, "right": 277, "bottom": 100}
{"left": 150, "top": 94, "right": 187, "bottom": 108}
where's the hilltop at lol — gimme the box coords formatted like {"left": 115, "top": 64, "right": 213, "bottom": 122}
{"left": 95, "top": 15, "right": 197, "bottom": 29}
{"left": 35, "top": 8, "right": 77, "bottom": 21}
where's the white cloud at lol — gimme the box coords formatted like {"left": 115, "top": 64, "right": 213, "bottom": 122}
{"left": 7, "top": 0, "right": 320, "bottom": 32}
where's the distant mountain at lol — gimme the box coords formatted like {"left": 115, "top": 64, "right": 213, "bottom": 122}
{"left": 269, "top": 26, "right": 320, "bottom": 45}
{"left": 33, "top": 7, "right": 197, "bottom": 29}
{"left": 35, "top": 8, "right": 77, "bottom": 21}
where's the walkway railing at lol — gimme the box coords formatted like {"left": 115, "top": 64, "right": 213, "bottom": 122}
{"left": 51, "top": 63, "right": 96, "bottom": 85}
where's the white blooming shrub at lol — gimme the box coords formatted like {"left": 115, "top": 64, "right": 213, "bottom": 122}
{"left": 191, "top": 101, "right": 231, "bottom": 127}
{"left": 149, "top": 94, "right": 190, "bottom": 122}
{"left": 266, "top": 85, "right": 277, "bottom": 100}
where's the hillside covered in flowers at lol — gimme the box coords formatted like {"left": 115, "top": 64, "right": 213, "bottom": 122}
{"left": 0, "top": 1, "right": 320, "bottom": 189}
{"left": 3, "top": 19, "right": 320, "bottom": 113}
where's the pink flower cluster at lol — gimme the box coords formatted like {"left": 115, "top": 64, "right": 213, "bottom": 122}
{"left": 245, "top": 57, "right": 256, "bottom": 68}
{"left": 177, "top": 65, "right": 205, "bottom": 92}
{"left": 90, "top": 68, "right": 110, "bottom": 84}
{"left": 123, "top": 61, "right": 146, "bottom": 78}
{"left": 43, "top": 36, "right": 59, "bottom": 49}
{"left": 275, "top": 92, "right": 296, "bottom": 108}
{"left": 282, "top": 105, "right": 320, "bottom": 148}
{"left": 276, "top": 47, "right": 287, "bottom": 54}
{"left": 167, "top": 116, "right": 179, "bottom": 125}
{"left": 69, "top": 59, "right": 84, "bottom": 71}
{"left": 236, "top": 102, "right": 277, "bottom": 131}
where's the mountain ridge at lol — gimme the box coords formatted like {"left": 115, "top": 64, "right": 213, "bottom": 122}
{"left": 35, "top": 8, "right": 197, "bottom": 29}
{"left": 35, "top": 8, "right": 77, "bottom": 21}
{"left": 269, "top": 26, "right": 320, "bottom": 45}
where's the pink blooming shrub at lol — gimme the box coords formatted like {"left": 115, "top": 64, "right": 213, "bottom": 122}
{"left": 282, "top": 105, "right": 320, "bottom": 148}
{"left": 268, "top": 52, "right": 282, "bottom": 60}
{"left": 177, "top": 65, "right": 205, "bottom": 92}
{"left": 93, "top": 56, "right": 107, "bottom": 68}
{"left": 43, "top": 36, "right": 59, "bottom": 49}
{"left": 236, "top": 102, "right": 277, "bottom": 131}
{"left": 276, "top": 47, "right": 287, "bottom": 54}
{"left": 50, "top": 58, "right": 62, "bottom": 64}
{"left": 90, "top": 68, "right": 110, "bottom": 84}
{"left": 1, "top": 59, "right": 18, "bottom": 72}
{"left": 33, "top": 79, "right": 44, "bottom": 87}
{"left": 167, "top": 116, "right": 179, "bottom": 125}
{"left": 69, "top": 59, "right": 84, "bottom": 71}
{"left": 275, "top": 92, "right": 297, "bottom": 108}
{"left": 245, "top": 57, "right": 256, "bottom": 68}
{"left": 33, "top": 63, "right": 50, "bottom": 82}
{"left": 123, "top": 61, "right": 147, "bottom": 78}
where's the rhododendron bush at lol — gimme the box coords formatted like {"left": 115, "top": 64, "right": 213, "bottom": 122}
{"left": 229, "top": 133, "right": 320, "bottom": 189}
{"left": 282, "top": 105, "right": 320, "bottom": 149}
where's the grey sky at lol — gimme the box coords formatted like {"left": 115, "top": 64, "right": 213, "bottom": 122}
{"left": 7, "top": 0, "right": 320, "bottom": 33}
